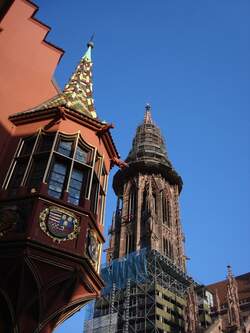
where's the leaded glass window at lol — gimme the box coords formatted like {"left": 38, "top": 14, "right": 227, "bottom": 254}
{"left": 48, "top": 161, "right": 68, "bottom": 198}
{"left": 4, "top": 131, "right": 108, "bottom": 218}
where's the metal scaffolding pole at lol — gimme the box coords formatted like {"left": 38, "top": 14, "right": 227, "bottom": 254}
{"left": 88, "top": 249, "right": 195, "bottom": 333}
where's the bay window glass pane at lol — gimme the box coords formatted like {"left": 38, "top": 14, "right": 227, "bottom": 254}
{"left": 48, "top": 161, "right": 67, "bottom": 198}
{"left": 28, "top": 157, "right": 48, "bottom": 190}
{"left": 8, "top": 159, "right": 28, "bottom": 190}
{"left": 57, "top": 140, "right": 73, "bottom": 157}
{"left": 75, "top": 146, "right": 89, "bottom": 164}
{"left": 68, "top": 168, "right": 86, "bottom": 205}
{"left": 19, "top": 137, "right": 36, "bottom": 157}
{"left": 90, "top": 175, "right": 99, "bottom": 213}
{"left": 37, "top": 134, "right": 55, "bottom": 153}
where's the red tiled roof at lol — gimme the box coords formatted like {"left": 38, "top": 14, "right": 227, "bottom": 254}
{"left": 207, "top": 272, "right": 250, "bottom": 305}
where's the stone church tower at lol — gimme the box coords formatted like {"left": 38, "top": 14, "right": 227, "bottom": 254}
{"left": 108, "top": 104, "right": 186, "bottom": 271}
{"left": 86, "top": 105, "right": 213, "bottom": 333}
{"left": 85, "top": 105, "right": 214, "bottom": 333}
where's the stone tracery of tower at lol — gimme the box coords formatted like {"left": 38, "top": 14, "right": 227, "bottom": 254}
{"left": 108, "top": 104, "right": 186, "bottom": 272}
{"left": 226, "top": 265, "right": 241, "bottom": 329}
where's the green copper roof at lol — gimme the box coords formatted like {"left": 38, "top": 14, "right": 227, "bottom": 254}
{"left": 83, "top": 44, "right": 92, "bottom": 61}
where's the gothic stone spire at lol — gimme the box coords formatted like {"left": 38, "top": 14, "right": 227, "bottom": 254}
{"left": 111, "top": 104, "right": 186, "bottom": 271}
{"left": 184, "top": 286, "right": 200, "bottom": 333}
{"left": 144, "top": 103, "right": 153, "bottom": 124}
{"left": 226, "top": 265, "right": 241, "bottom": 329}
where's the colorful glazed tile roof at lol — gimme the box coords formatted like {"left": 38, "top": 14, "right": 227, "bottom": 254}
{"left": 22, "top": 40, "right": 97, "bottom": 118}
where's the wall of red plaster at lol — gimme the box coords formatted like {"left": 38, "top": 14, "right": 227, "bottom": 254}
{"left": 0, "top": 0, "right": 63, "bottom": 152}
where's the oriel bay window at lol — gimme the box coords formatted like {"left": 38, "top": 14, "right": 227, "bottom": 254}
{"left": 4, "top": 131, "right": 108, "bottom": 222}
{"left": 5, "top": 132, "right": 54, "bottom": 193}
{"left": 46, "top": 134, "right": 93, "bottom": 203}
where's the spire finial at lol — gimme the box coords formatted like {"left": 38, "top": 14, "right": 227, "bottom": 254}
{"left": 87, "top": 33, "right": 95, "bottom": 49}
{"left": 144, "top": 103, "right": 153, "bottom": 124}
{"left": 227, "top": 265, "right": 233, "bottom": 279}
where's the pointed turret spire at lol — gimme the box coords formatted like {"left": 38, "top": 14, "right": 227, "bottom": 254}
{"left": 63, "top": 38, "right": 96, "bottom": 117}
{"left": 226, "top": 265, "right": 241, "bottom": 329}
{"left": 126, "top": 104, "right": 171, "bottom": 168}
{"left": 23, "top": 38, "right": 97, "bottom": 118}
{"left": 144, "top": 103, "right": 153, "bottom": 124}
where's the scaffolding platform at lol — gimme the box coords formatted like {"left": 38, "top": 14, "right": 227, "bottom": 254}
{"left": 84, "top": 249, "right": 198, "bottom": 333}
{"left": 101, "top": 248, "right": 194, "bottom": 297}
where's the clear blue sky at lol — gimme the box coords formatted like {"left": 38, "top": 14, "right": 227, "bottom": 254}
{"left": 35, "top": 1, "right": 250, "bottom": 331}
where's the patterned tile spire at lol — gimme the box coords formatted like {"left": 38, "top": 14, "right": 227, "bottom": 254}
{"left": 63, "top": 38, "right": 96, "bottom": 118}
{"left": 22, "top": 38, "right": 97, "bottom": 118}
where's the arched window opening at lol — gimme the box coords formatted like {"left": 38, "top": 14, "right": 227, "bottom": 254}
{"left": 142, "top": 189, "right": 147, "bottom": 213}
{"left": 125, "top": 232, "right": 134, "bottom": 255}
{"left": 116, "top": 196, "right": 123, "bottom": 215}
{"left": 153, "top": 192, "right": 157, "bottom": 215}
{"left": 162, "top": 195, "right": 171, "bottom": 227}
{"left": 125, "top": 234, "right": 130, "bottom": 255}
{"left": 163, "top": 238, "right": 166, "bottom": 256}
{"left": 128, "top": 186, "right": 136, "bottom": 221}
{"left": 170, "top": 243, "right": 174, "bottom": 259}
{"left": 163, "top": 237, "right": 173, "bottom": 260}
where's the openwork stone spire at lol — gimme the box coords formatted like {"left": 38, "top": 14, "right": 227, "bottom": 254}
{"left": 113, "top": 104, "right": 183, "bottom": 194}
{"left": 144, "top": 103, "right": 153, "bottom": 124}
{"left": 126, "top": 104, "right": 171, "bottom": 167}
{"left": 24, "top": 39, "right": 97, "bottom": 118}
{"left": 226, "top": 265, "right": 241, "bottom": 329}
{"left": 185, "top": 286, "right": 200, "bottom": 333}
{"left": 111, "top": 104, "right": 185, "bottom": 271}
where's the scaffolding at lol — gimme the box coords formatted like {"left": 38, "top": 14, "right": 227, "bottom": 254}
{"left": 84, "top": 249, "right": 195, "bottom": 333}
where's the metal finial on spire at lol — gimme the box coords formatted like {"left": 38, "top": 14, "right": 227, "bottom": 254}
{"left": 227, "top": 265, "right": 233, "bottom": 278}
{"left": 87, "top": 33, "right": 95, "bottom": 49}
{"left": 144, "top": 103, "right": 153, "bottom": 124}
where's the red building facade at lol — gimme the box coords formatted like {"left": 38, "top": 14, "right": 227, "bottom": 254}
{"left": 0, "top": 0, "right": 64, "bottom": 183}
{"left": 0, "top": 3, "right": 122, "bottom": 331}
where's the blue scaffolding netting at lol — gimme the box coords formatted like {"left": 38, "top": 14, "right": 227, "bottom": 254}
{"left": 101, "top": 248, "right": 148, "bottom": 294}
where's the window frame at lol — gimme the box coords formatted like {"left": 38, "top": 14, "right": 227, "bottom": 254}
{"left": 45, "top": 131, "right": 96, "bottom": 204}
{"left": 3, "top": 131, "right": 108, "bottom": 211}
{"left": 2, "top": 130, "right": 41, "bottom": 189}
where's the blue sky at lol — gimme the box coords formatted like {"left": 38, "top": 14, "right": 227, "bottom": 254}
{"left": 35, "top": 1, "right": 250, "bottom": 331}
